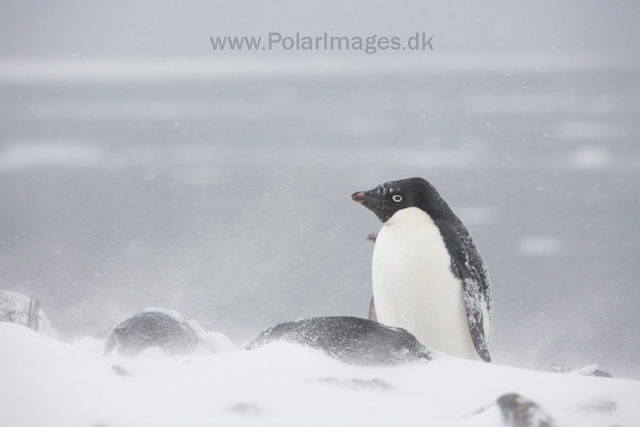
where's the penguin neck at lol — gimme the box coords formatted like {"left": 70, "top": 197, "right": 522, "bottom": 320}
{"left": 378, "top": 207, "right": 442, "bottom": 252}
{"left": 383, "top": 207, "right": 435, "bottom": 230}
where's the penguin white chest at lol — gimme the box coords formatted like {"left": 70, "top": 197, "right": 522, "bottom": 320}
{"left": 372, "top": 207, "right": 480, "bottom": 360}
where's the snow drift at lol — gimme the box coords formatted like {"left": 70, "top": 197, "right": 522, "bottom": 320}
{"left": 1, "top": 322, "right": 638, "bottom": 427}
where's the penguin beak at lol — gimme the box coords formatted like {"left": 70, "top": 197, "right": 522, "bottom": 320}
{"left": 352, "top": 186, "right": 394, "bottom": 223}
{"left": 351, "top": 191, "right": 373, "bottom": 204}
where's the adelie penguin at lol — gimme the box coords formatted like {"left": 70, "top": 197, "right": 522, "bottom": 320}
{"left": 248, "top": 316, "right": 431, "bottom": 366}
{"left": 104, "top": 309, "right": 199, "bottom": 357}
{"left": 352, "top": 177, "right": 493, "bottom": 362}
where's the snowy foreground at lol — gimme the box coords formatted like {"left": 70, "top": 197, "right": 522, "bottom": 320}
{"left": 1, "top": 323, "right": 638, "bottom": 427}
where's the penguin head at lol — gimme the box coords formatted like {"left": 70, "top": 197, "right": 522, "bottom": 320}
{"left": 351, "top": 177, "right": 448, "bottom": 223}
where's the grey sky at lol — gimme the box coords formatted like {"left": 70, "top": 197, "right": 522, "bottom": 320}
{"left": 1, "top": 1, "right": 639, "bottom": 58}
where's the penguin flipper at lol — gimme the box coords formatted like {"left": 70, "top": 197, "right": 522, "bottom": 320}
{"left": 104, "top": 331, "right": 117, "bottom": 356}
{"left": 368, "top": 296, "right": 377, "bottom": 322}
{"left": 451, "top": 252, "right": 492, "bottom": 362}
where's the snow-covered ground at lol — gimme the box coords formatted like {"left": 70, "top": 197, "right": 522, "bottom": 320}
{"left": 1, "top": 322, "right": 638, "bottom": 427}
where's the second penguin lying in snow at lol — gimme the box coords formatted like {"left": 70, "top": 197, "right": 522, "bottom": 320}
{"left": 104, "top": 309, "right": 431, "bottom": 366}
{"left": 104, "top": 308, "right": 239, "bottom": 357}
{"left": 352, "top": 177, "right": 493, "bottom": 362}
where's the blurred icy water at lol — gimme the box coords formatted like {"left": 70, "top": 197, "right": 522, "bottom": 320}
{"left": 1, "top": 58, "right": 639, "bottom": 378}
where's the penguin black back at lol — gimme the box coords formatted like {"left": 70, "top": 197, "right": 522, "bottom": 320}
{"left": 104, "top": 310, "right": 199, "bottom": 357}
{"left": 248, "top": 316, "right": 431, "bottom": 366}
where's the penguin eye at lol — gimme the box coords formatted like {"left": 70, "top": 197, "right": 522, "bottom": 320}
{"left": 392, "top": 195, "right": 403, "bottom": 203}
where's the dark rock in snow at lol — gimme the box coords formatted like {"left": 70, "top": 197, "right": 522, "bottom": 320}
{"left": 550, "top": 363, "right": 612, "bottom": 378}
{"left": 0, "top": 289, "right": 59, "bottom": 339}
{"left": 582, "top": 400, "right": 617, "bottom": 414}
{"left": 497, "top": 393, "right": 554, "bottom": 427}
{"left": 227, "top": 403, "right": 261, "bottom": 416}
{"left": 248, "top": 316, "right": 431, "bottom": 366}
{"left": 104, "top": 309, "right": 199, "bottom": 357}
{"left": 307, "top": 377, "right": 392, "bottom": 391}
{"left": 111, "top": 365, "right": 130, "bottom": 376}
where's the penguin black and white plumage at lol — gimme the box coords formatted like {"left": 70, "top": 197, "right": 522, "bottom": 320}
{"left": 352, "top": 177, "right": 493, "bottom": 362}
